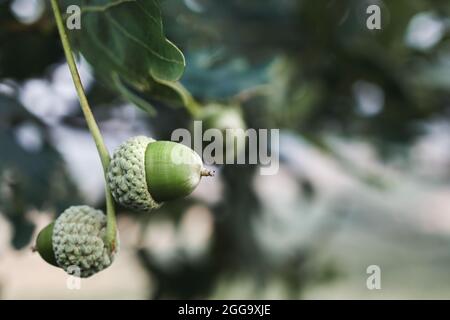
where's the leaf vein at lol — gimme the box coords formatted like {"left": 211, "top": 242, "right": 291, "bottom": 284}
{"left": 81, "top": 0, "right": 136, "bottom": 13}
{"left": 105, "top": 12, "right": 184, "bottom": 66}
{"left": 135, "top": 1, "right": 160, "bottom": 27}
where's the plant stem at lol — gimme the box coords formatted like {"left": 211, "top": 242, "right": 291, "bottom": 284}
{"left": 156, "top": 79, "right": 202, "bottom": 118}
{"left": 183, "top": 90, "right": 202, "bottom": 118}
{"left": 50, "top": 0, "right": 117, "bottom": 251}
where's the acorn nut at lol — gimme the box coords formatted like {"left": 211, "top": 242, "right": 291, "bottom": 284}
{"left": 107, "top": 136, "right": 213, "bottom": 213}
{"left": 34, "top": 205, "right": 118, "bottom": 278}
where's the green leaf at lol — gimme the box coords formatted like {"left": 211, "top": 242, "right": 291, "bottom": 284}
{"left": 153, "top": 78, "right": 197, "bottom": 109}
{"left": 112, "top": 72, "right": 196, "bottom": 112}
{"left": 112, "top": 73, "right": 157, "bottom": 116}
{"left": 63, "top": 0, "right": 186, "bottom": 113}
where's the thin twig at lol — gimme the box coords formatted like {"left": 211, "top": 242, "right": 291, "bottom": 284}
{"left": 50, "top": 0, "right": 117, "bottom": 251}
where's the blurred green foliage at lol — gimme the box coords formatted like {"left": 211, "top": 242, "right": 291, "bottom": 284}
{"left": 0, "top": 92, "right": 80, "bottom": 249}
{"left": 0, "top": 0, "right": 449, "bottom": 298}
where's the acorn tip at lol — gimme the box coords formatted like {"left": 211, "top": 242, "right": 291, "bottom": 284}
{"left": 200, "top": 168, "right": 215, "bottom": 177}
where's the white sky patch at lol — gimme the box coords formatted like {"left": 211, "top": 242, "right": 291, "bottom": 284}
{"left": 50, "top": 125, "right": 105, "bottom": 205}
{"left": 0, "top": 82, "right": 16, "bottom": 97}
{"left": 184, "top": 0, "right": 204, "bottom": 13}
{"left": 14, "top": 122, "right": 43, "bottom": 153}
{"left": 352, "top": 80, "right": 384, "bottom": 117}
{"left": 19, "top": 79, "right": 64, "bottom": 125}
{"left": 11, "top": 0, "right": 45, "bottom": 25}
{"left": 405, "top": 12, "right": 446, "bottom": 50}
{"left": 19, "top": 59, "right": 93, "bottom": 126}
{"left": 411, "top": 121, "right": 450, "bottom": 181}
{"left": 51, "top": 58, "right": 93, "bottom": 102}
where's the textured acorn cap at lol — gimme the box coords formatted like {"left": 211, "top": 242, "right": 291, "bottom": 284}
{"left": 52, "top": 205, "right": 118, "bottom": 278}
{"left": 107, "top": 136, "right": 162, "bottom": 212}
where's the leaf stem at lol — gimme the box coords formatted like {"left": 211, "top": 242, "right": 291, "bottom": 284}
{"left": 178, "top": 83, "right": 202, "bottom": 118}
{"left": 156, "top": 79, "right": 202, "bottom": 118}
{"left": 183, "top": 91, "right": 202, "bottom": 118}
{"left": 50, "top": 0, "right": 117, "bottom": 251}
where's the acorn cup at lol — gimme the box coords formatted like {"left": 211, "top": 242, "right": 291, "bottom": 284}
{"left": 34, "top": 205, "right": 118, "bottom": 278}
{"left": 107, "top": 136, "right": 213, "bottom": 213}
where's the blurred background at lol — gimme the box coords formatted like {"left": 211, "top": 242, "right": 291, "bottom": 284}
{"left": 0, "top": 0, "right": 450, "bottom": 299}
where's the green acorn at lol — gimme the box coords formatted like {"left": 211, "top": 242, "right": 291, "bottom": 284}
{"left": 199, "top": 103, "right": 247, "bottom": 159}
{"left": 107, "top": 136, "right": 213, "bottom": 212}
{"left": 34, "top": 205, "right": 118, "bottom": 278}
{"left": 201, "top": 103, "right": 246, "bottom": 132}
